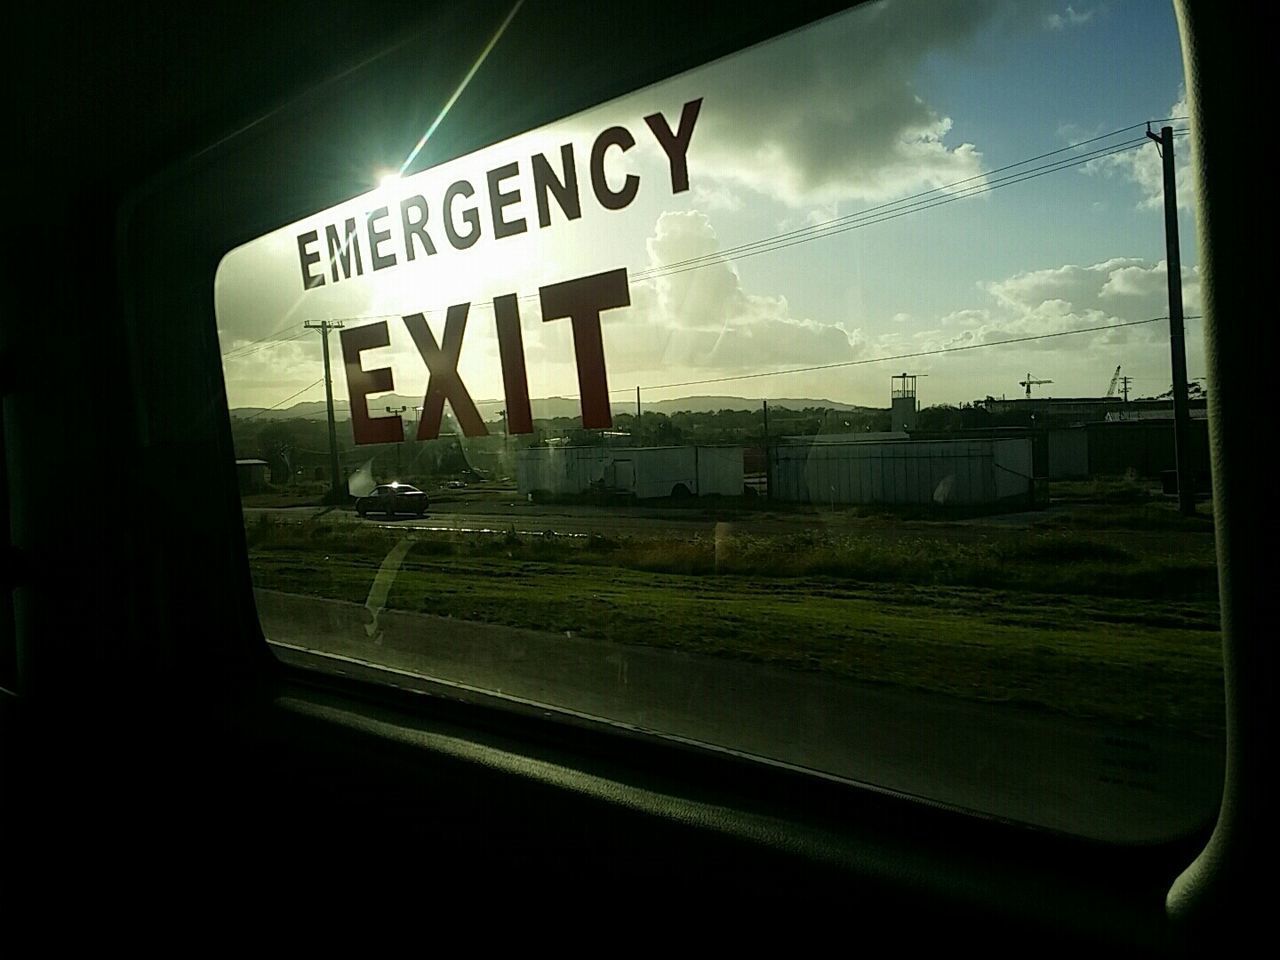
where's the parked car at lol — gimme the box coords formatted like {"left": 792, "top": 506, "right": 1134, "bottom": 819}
{"left": 355, "top": 482, "right": 430, "bottom": 518}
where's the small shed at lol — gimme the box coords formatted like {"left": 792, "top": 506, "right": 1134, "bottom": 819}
{"left": 235, "top": 458, "right": 270, "bottom": 493}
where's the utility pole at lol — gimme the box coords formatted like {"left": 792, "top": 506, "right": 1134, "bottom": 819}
{"left": 1146, "top": 123, "right": 1195, "bottom": 515}
{"left": 497, "top": 408, "right": 509, "bottom": 477}
{"left": 635, "top": 386, "right": 642, "bottom": 438}
{"left": 386, "top": 405, "right": 408, "bottom": 476}
{"left": 1119, "top": 375, "right": 1134, "bottom": 404}
{"left": 304, "top": 320, "right": 345, "bottom": 503}
{"left": 762, "top": 399, "right": 771, "bottom": 499}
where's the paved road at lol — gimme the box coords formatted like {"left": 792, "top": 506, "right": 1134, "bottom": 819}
{"left": 247, "top": 502, "right": 723, "bottom": 537}
{"left": 243, "top": 500, "right": 1089, "bottom": 541}
{"left": 244, "top": 502, "right": 1216, "bottom": 560}
{"left": 259, "top": 588, "right": 1224, "bottom": 844}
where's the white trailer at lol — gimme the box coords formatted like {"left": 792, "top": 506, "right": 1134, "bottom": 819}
{"left": 516, "top": 445, "right": 744, "bottom": 499}
{"left": 770, "top": 438, "right": 1033, "bottom": 506}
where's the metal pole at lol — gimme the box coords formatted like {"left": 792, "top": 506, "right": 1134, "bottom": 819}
{"left": 386, "top": 406, "right": 408, "bottom": 477}
{"left": 305, "top": 320, "right": 344, "bottom": 503}
{"left": 762, "top": 399, "right": 771, "bottom": 499}
{"left": 1148, "top": 124, "right": 1195, "bottom": 514}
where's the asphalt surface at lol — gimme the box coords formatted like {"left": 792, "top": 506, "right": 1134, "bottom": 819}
{"left": 243, "top": 500, "right": 1217, "bottom": 557}
{"left": 260, "top": 588, "right": 1224, "bottom": 844}
{"left": 244, "top": 499, "right": 1070, "bottom": 540}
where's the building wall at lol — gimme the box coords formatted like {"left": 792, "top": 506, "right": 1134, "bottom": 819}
{"left": 516, "top": 446, "right": 743, "bottom": 499}
{"left": 694, "top": 446, "right": 746, "bottom": 496}
{"left": 890, "top": 396, "right": 918, "bottom": 431}
{"left": 1084, "top": 419, "right": 1211, "bottom": 478}
{"left": 1047, "top": 429, "right": 1090, "bottom": 479}
{"left": 770, "top": 438, "right": 1033, "bottom": 506}
{"left": 907, "top": 427, "right": 1047, "bottom": 478}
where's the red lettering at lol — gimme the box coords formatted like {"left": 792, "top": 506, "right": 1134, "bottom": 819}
{"left": 494, "top": 293, "right": 533, "bottom": 435}
{"left": 339, "top": 322, "right": 404, "bottom": 445}
{"left": 404, "top": 305, "right": 489, "bottom": 439}
{"left": 538, "top": 268, "right": 629, "bottom": 430}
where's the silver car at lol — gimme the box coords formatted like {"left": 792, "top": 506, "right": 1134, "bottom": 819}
{"left": 355, "top": 482, "right": 430, "bottom": 518}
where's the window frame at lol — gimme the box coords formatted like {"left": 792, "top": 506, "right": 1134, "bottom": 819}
{"left": 8, "top": 0, "right": 1257, "bottom": 942}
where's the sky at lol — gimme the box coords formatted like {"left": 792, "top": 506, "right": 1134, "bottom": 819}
{"left": 215, "top": 0, "right": 1199, "bottom": 419}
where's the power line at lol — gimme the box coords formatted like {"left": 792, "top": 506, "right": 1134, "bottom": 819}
{"left": 236, "top": 313, "right": 1202, "bottom": 416}
{"left": 220, "top": 119, "right": 1194, "bottom": 384}
{"left": 220, "top": 320, "right": 297, "bottom": 359}
{"left": 634, "top": 127, "right": 1167, "bottom": 279}
{"left": 283, "top": 142, "right": 1150, "bottom": 327}
{"left": 632, "top": 138, "right": 1156, "bottom": 283}
{"left": 460, "top": 314, "right": 1202, "bottom": 405}
{"left": 614, "top": 315, "right": 1200, "bottom": 393}
{"left": 222, "top": 327, "right": 309, "bottom": 362}
{"left": 248, "top": 120, "right": 1187, "bottom": 329}
{"left": 239, "top": 377, "right": 326, "bottom": 419}
{"left": 220, "top": 314, "right": 406, "bottom": 360}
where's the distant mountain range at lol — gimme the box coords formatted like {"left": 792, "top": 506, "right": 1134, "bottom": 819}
{"left": 230, "top": 394, "right": 882, "bottom": 421}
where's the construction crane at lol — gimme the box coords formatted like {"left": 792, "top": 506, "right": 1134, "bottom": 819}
{"left": 1019, "top": 373, "right": 1053, "bottom": 399}
{"left": 1105, "top": 365, "right": 1122, "bottom": 398}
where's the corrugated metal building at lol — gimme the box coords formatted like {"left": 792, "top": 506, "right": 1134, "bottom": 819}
{"left": 770, "top": 438, "right": 1033, "bottom": 506}
{"left": 907, "top": 427, "right": 1047, "bottom": 478}
{"left": 517, "top": 445, "right": 744, "bottom": 499}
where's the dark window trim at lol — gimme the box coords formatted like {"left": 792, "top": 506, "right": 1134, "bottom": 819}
{"left": 62, "top": 0, "right": 1257, "bottom": 944}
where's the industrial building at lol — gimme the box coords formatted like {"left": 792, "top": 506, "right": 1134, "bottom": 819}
{"left": 769, "top": 437, "right": 1034, "bottom": 507}
{"left": 1045, "top": 419, "right": 1211, "bottom": 481}
{"left": 516, "top": 445, "right": 744, "bottom": 500}
{"left": 976, "top": 395, "right": 1207, "bottom": 428}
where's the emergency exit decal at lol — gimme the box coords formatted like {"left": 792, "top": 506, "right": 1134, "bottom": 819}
{"left": 294, "top": 99, "right": 703, "bottom": 444}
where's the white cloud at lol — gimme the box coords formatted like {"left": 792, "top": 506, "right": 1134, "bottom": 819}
{"left": 600, "top": 211, "right": 864, "bottom": 376}
{"left": 1047, "top": 5, "right": 1095, "bottom": 30}
{"left": 985, "top": 258, "right": 1199, "bottom": 319}
{"left": 865, "top": 256, "right": 1204, "bottom": 402}
{"left": 691, "top": 183, "right": 744, "bottom": 212}
{"left": 679, "top": 0, "right": 1048, "bottom": 207}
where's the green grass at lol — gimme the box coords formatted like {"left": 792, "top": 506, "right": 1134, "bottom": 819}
{"left": 1035, "top": 503, "right": 1215, "bottom": 533}
{"left": 241, "top": 492, "right": 325, "bottom": 508}
{"left": 246, "top": 515, "right": 1224, "bottom": 737}
{"left": 246, "top": 514, "right": 1218, "bottom": 599}
{"left": 1051, "top": 476, "right": 1158, "bottom": 504}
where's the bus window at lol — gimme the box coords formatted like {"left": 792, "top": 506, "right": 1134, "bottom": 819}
{"left": 216, "top": 0, "right": 1221, "bottom": 843}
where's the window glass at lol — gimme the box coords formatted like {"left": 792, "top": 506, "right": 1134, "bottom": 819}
{"left": 217, "top": 0, "right": 1221, "bottom": 842}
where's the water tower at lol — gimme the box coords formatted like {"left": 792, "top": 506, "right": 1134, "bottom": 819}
{"left": 891, "top": 372, "right": 921, "bottom": 431}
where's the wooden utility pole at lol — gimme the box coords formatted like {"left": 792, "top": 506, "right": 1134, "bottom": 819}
{"left": 304, "top": 319, "right": 345, "bottom": 502}
{"left": 386, "top": 405, "right": 408, "bottom": 476}
{"left": 1146, "top": 124, "right": 1195, "bottom": 515}
{"left": 762, "top": 399, "right": 771, "bottom": 498}
{"left": 1119, "top": 375, "right": 1134, "bottom": 404}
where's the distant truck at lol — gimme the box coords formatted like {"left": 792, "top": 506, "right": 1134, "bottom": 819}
{"left": 516, "top": 445, "right": 744, "bottom": 501}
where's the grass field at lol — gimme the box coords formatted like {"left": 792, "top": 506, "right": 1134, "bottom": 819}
{"left": 245, "top": 512, "right": 1224, "bottom": 738}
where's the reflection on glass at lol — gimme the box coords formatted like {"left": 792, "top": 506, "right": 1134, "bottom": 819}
{"left": 220, "top": 0, "right": 1221, "bottom": 842}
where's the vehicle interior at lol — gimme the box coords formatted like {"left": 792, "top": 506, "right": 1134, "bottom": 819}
{"left": 5, "top": 0, "right": 1267, "bottom": 941}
